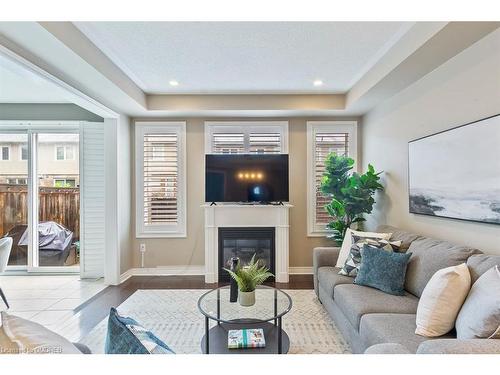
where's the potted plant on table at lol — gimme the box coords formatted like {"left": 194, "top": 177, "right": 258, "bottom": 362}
{"left": 224, "top": 254, "right": 274, "bottom": 307}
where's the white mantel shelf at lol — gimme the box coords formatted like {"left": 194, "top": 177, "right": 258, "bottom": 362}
{"left": 203, "top": 203, "right": 293, "bottom": 283}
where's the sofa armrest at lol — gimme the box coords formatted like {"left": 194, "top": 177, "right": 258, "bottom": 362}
{"left": 313, "top": 247, "right": 340, "bottom": 297}
{"left": 417, "top": 339, "right": 500, "bottom": 354}
{"left": 364, "top": 343, "right": 412, "bottom": 354}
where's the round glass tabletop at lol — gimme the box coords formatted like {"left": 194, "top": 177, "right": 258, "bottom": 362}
{"left": 198, "top": 285, "right": 292, "bottom": 324}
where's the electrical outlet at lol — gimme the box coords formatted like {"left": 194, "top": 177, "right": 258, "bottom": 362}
{"left": 140, "top": 243, "right": 146, "bottom": 253}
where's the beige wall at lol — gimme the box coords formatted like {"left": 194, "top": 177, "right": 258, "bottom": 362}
{"left": 361, "top": 29, "right": 500, "bottom": 254}
{"left": 131, "top": 116, "right": 359, "bottom": 269}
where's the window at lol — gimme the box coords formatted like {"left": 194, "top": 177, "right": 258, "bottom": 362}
{"left": 21, "top": 145, "right": 28, "bottom": 160}
{"left": 135, "top": 122, "right": 186, "bottom": 238}
{"left": 54, "top": 179, "right": 76, "bottom": 188}
{"left": 7, "top": 178, "right": 26, "bottom": 185}
{"left": 1, "top": 146, "right": 10, "bottom": 160}
{"left": 205, "top": 122, "right": 288, "bottom": 154}
{"left": 56, "top": 145, "right": 75, "bottom": 160}
{"left": 56, "top": 146, "right": 65, "bottom": 160}
{"left": 307, "top": 121, "right": 357, "bottom": 236}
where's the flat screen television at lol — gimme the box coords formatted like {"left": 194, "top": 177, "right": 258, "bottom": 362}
{"left": 205, "top": 154, "right": 289, "bottom": 203}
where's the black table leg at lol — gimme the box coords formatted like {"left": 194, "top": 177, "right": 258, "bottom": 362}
{"left": 274, "top": 289, "right": 277, "bottom": 326}
{"left": 278, "top": 316, "right": 282, "bottom": 354}
{"left": 205, "top": 316, "right": 210, "bottom": 354}
{"left": 217, "top": 288, "right": 220, "bottom": 326}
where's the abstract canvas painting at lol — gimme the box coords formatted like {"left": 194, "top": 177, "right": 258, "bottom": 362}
{"left": 408, "top": 114, "right": 500, "bottom": 224}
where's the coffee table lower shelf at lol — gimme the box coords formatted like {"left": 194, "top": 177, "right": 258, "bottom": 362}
{"left": 201, "top": 320, "right": 290, "bottom": 354}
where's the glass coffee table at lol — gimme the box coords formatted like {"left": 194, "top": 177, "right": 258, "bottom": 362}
{"left": 197, "top": 285, "right": 292, "bottom": 354}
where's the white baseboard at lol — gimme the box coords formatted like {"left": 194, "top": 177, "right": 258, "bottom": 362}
{"left": 119, "top": 265, "right": 205, "bottom": 283}
{"left": 289, "top": 267, "right": 313, "bottom": 275}
{"left": 120, "top": 265, "right": 312, "bottom": 284}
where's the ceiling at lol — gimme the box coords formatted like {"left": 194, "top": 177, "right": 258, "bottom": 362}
{"left": 74, "top": 22, "right": 412, "bottom": 94}
{"left": 0, "top": 53, "right": 69, "bottom": 103}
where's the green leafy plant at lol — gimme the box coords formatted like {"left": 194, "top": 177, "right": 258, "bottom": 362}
{"left": 224, "top": 254, "right": 274, "bottom": 292}
{"left": 320, "top": 154, "right": 384, "bottom": 245}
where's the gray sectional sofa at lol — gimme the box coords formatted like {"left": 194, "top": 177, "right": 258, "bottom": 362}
{"left": 313, "top": 225, "right": 500, "bottom": 354}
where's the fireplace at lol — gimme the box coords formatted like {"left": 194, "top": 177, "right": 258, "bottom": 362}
{"left": 218, "top": 227, "right": 275, "bottom": 282}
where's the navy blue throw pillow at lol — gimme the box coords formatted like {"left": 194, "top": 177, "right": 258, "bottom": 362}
{"left": 105, "top": 308, "right": 174, "bottom": 354}
{"left": 354, "top": 245, "right": 412, "bottom": 296}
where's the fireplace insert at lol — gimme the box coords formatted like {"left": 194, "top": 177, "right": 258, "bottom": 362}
{"left": 218, "top": 227, "right": 275, "bottom": 282}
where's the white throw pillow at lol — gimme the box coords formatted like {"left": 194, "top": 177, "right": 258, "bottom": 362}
{"left": 415, "top": 263, "right": 471, "bottom": 337}
{"left": 0, "top": 311, "right": 81, "bottom": 354}
{"left": 335, "top": 228, "right": 392, "bottom": 268}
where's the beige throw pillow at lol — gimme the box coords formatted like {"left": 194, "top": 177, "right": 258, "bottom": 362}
{"left": 336, "top": 228, "right": 392, "bottom": 268}
{"left": 415, "top": 263, "right": 471, "bottom": 337}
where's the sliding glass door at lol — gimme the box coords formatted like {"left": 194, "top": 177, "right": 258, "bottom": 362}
{"left": 0, "top": 133, "right": 28, "bottom": 266}
{"left": 0, "top": 130, "right": 80, "bottom": 271}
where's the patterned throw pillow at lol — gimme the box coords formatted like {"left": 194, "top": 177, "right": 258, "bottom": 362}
{"left": 105, "top": 308, "right": 175, "bottom": 354}
{"left": 339, "top": 234, "right": 402, "bottom": 277}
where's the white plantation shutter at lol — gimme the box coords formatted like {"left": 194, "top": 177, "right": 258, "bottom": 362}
{"left": 249, "top": 132, "right": 281, "bottom": 154}
{"left": 307, "top": 122, "right": 357, "bottom": 236}
{"left": 314, "top": 133, "right": 349, "bottom": 225}
{"left": 212, "top": 133, "right": 245, "bottom": 154}
{"left": 80, "top": 122, "right": 105, "bottom": 278}
{"left": 136, "top": 122, "right": 186, "bottom": 237}
{"left": 143, "top": 133, "right": 178, "bottom": 224}
{"left": 205, "top": 122, "right": 288, "bottom": 154}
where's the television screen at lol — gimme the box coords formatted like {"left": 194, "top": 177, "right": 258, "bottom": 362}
{"left": 205, "top": 154, "right": 289, "bottom": 203}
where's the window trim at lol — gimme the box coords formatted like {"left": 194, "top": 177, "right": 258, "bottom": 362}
{"left": 306, "top": 121, "right": 358, "bottom": 237}
{"left": 135, "top": 121, "right": 187, "bottom": 238}
{"left": 204, "top": 121, "right": 289, "bottom": 154}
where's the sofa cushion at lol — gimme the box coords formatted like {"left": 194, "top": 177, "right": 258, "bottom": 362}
{"left": 405, "top": 237, "right": 481, "bottom": 297}
{"left": 359, "top": 313, "right": 454, "bottom": 353}
{"left": 466, "top": 254, "right": 500, "bottom": 284}
{"left": 364, "top": 342, "right": 412, "bottom": 354}
{"left": 317, "top": 266, "right": 354, "bottom": 299}
{"left": 376, "top": 225, "right": 423, "bottom": 251}
{"left": 333, "top": 284, "right": 419, "bottom": 330}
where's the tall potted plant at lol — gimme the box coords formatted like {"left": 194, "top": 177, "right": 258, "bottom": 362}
{"left": 224, "top": 254, "right": 274, "bottom": 306}
{"left": 320, "top": 154, "right": 384, "bottom": 245}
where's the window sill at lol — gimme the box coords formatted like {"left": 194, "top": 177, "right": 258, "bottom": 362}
{"left": 136, "top": 232, "right": 187, "bottom": 239}
{"left": 307, "top": 231, "right": 331, "bottom": 238}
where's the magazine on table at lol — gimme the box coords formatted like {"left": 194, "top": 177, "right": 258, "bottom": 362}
{"left": 228, "top": 328, "right": 266, "bottom": 349}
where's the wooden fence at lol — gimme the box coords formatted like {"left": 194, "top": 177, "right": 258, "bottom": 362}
{"left": 0, "top": 184, "right": 80, "bottom": 240}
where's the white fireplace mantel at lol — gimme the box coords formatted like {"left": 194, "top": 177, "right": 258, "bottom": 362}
{"left": 203, "top": 203, "right": 292, "bottom": 283}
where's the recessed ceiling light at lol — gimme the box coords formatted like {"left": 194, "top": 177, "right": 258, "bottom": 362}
{"left": 313, "top": 79, "right": 324, "bottom": 87}
{"left": 169, "top": 80, "right": 179, "bottom": 86}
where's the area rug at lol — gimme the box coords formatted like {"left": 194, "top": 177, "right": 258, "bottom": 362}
{"left": 79, "top": 289, "right": 351, "bottom": 354}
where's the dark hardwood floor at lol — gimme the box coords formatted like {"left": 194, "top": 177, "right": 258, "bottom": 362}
{"left": 74, "top": 275, "right": 313, "bottom": 339}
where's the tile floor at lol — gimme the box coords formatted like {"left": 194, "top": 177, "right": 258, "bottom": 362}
{"left": 0, "top": 275, "right": 106, "bottom": 340}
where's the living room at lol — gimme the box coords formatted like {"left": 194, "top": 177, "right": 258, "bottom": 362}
{"left": 0, "top": 1, "right": 499, "bottom": 373}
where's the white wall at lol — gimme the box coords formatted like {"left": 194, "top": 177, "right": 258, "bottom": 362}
{"left": 361, "top": 29, "right": 500, "bottom": 254}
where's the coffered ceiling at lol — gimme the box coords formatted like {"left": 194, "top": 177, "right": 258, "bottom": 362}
{"left": 74, "top": 22, "right": 411, "bottom": 94}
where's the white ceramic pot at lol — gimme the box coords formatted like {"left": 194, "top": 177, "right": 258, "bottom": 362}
{"left": 238, "top": 290, "right": 256, "bottom": 306}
